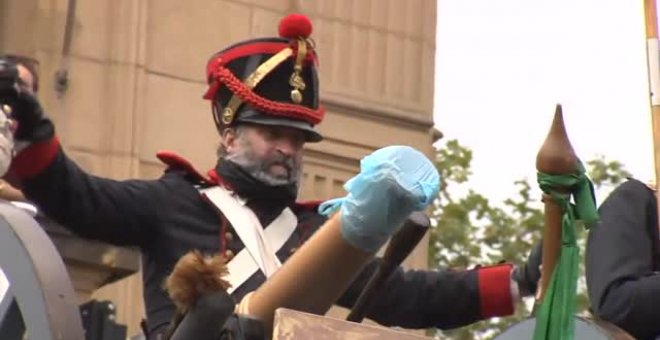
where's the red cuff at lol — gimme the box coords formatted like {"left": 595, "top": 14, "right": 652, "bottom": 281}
{"left": 10, "top": 137, "right": 60, "bottom": 180}
{"left": 477, "top": 263, "right": 514, "bottom": 318}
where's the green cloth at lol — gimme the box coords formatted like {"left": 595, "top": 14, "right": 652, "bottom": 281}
{"left": 533, "top": 161, "right": 598, "bottom": 340}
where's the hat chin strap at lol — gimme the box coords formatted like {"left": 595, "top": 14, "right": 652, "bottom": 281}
{"left": 288, "top": 38, "right": 307, "bottom": 104}
{"left": 211, "top": 102, "right": 226, "bottom": 134}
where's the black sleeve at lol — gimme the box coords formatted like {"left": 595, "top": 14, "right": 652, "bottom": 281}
{"left": 586, "top": 179, "right": 660, "bottom": 340}
{"left": 336, "top": 259, "right": 483, "bottom": 330}
{"left": 21, "top": 148, "right": 171, "bottom": 247}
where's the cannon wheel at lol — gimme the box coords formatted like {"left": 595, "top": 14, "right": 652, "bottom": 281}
{"left": 495, "top": 316, "right": 634, "bottom": 340}
{"left": 0, "top": 202, "right": 84, "bottom": 339}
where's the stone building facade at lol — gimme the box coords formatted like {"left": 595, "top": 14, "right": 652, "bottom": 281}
{"left": 0, "top": 0, "right": 438, "bottom": 336}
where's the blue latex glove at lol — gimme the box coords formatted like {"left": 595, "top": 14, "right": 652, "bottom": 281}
{"left": 318, "top": 145, "right": 440, "bottom": 252}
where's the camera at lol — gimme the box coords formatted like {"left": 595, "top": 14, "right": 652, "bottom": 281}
{"left": 0, "top": 58, "right": 20, "bottom": 96}
{"left": 0, "top": 58, "right": 20, "bottom": 116}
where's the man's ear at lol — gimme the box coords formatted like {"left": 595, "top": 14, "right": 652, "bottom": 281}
{"left": 221, "top": 127, "right": 237, "bottom": 153}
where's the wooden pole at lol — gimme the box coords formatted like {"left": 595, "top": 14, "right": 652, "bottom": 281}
{"left": 535, "top": 104, "right": 578, "bottom": 302}
{"left": 643, "top": 0, "right": 660, "bottom": 225}
{"left": 235, "top": 212, "right": 375, "bottom": 334}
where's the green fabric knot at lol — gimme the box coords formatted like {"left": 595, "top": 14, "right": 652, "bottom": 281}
{"left": 537, "top": 161, "right": 599, "bottom": 229}
{"left": 532, "top": 160, "right": 599, "bottom": 340}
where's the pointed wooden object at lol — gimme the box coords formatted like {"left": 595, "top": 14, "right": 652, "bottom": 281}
{"left": 535, "top": 104, "right": 578, "bottom": 301}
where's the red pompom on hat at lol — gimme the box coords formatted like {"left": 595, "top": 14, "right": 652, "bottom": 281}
{"left": 278, "top": 13, "right": 313, "bottom": 39}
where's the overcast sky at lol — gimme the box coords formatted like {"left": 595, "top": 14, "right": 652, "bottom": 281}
{"left": 434, "top": 0, "right": 655, "bottom": 205}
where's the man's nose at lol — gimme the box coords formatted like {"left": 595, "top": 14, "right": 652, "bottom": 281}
{"left": 275, "top": 138, "right": 298, "bottom": 155}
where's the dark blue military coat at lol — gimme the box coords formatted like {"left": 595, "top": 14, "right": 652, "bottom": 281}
{"left": 586, "top": 179, "right": 660, "bottom": 340}
{"left": 13, "top": 138, "right": 515, "bottom": 337}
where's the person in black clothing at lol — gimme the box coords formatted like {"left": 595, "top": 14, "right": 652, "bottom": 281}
{"left": 586, "top": 178, "right": 660, "bottom": 340}
{"left": 0, "top": 54, "right": 38, "bottom": 176}
{"left": 0, "top": 54, "right": 37, "bottom": 202}
{"left": 0, "top": 13, "right": 542, "bottom": 339}
{"left": 0, "top": 54, "right": 39, "bottom": 95}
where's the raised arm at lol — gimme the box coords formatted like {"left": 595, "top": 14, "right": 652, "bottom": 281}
{"left": 16, "top": 143, "right": 173, "bottom": 246}
{"left": 3, "top": 72, "right": 167, "bottom": 247}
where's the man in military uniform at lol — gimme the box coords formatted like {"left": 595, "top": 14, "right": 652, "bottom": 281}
{"left": 586, "top": 179, "right": 660, "bottom": 340}
{"left": 0, "top": 13, "right": 541, "bottom": 339}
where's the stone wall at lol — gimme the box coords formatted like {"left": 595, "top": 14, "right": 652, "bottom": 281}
{"left": 0, "top": 0, "right": 437, "bottom": 336}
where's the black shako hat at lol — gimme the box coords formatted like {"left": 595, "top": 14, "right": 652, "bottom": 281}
{"left": 203, "top": 13, "right": 324, "bottom": 142}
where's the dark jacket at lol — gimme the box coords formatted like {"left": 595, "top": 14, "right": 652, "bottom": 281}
{"left": 12, "top": 138, "right": 516, "bottom": 336}
{"left": 586, "top": 179, "right": 660, "bottom": 340}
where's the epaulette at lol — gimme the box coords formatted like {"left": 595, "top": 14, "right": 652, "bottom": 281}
{"left": 156, "top": 151, "right": 215, "bottom": 185}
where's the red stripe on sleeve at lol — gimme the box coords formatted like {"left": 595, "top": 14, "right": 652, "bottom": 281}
{"left": 10, "top": 137, "right": 60, "bottom": 179}
{"left": 477, "top": 263, "right": 515, "bottom": 318}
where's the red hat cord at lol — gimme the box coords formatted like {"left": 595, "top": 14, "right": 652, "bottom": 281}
{"left": 213, "top": 66, "right": 324, "bottom": 124}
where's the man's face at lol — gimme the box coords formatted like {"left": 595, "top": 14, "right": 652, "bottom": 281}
{"left": 16, "top": 64, "right": 35, "bottom": 94}
{"left": 223, "top": 124, "right": 305, "bottom": 186}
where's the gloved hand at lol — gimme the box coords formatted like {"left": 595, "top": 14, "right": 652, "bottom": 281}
{"left": 0, "top": 59, "right": 54, "bottom": 147}
{"left": 512, "top": 241, "right": 543, "bottom": 297}
{"left": 319, "top": 145, "right": 440, "bottom": 252}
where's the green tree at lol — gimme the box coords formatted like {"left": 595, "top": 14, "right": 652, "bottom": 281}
{"left": 429, "top": 140, "right": 632, "bottom": 340}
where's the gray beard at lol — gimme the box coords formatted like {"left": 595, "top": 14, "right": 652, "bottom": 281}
{"left": 225, "top": 150, "right": 301, "bottom": 187}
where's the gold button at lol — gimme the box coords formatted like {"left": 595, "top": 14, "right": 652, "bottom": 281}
{"left": 225, "top": 232, "right": 234, "bottom": 242}
{"left": 224, "top": 249, "right": 234, "bottom": 260}
{"left": 222, "top": 108, "right": 234, "bottom": 124}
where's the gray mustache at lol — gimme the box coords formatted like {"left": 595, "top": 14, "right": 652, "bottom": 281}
{"left": 263, "top": 154, "right": 296, "bottom": 171}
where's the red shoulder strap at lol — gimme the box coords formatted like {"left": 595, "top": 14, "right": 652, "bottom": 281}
{"left": 156, "top": 151, "right": 213, "bottom": 184}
